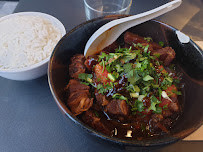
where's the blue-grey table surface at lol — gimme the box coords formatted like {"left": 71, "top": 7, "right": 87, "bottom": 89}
{"left": 0, "top": 0, "right": 202, "bottom": 151}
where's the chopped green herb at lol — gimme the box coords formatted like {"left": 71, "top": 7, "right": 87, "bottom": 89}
{"left": 115, "top": 64, "right": 124, "bottom": 72}
{"left": 154, "top": 53, "right": 161, "bottom": 58}
{"left": 112, "top": 93, "right": 128, "bottom": 102}
{"left": 153, "top": 106, "right": 162, "bottom": 114}
{"left": 80, "top": 82, "right": 90, "bottom": 86}
{"left": 174, "top": 79, "right": 180, "bottom": 84}
{"left": 78, "top": 73, "right": 93, "bottom": 85}
{"left": 137, "top": 43, "right": 143, "bottom": 47}
{"left": 131, "top": 100, "right": 144, "bottom": 112}
{"left": 159, "top": 41, "right": 164, "bottom": 47}
{"left": 143, "top": 75, "right": 154, "bottom": 81}
{"left": 158, "top": 88, "right": 162, "bottom": 101}
{"left": 130, "top": 92, "right": 139, "bottom": 98}
{"left": 144, "top": 45, "right": 149, "bottom": 53}
{"left": 172, "top": 89, "right": 182, "bottom": 95}
{"left": 108, "top": 73, "right": 116, "bottom": 82}
{"left": 144, "top": 37, "right": 152, "bottom": 42}
{"left": 163, "top": 105, "right": 168, "bottom": 110}
{"left": 94, "top": 111, "right": 99, "bottom": 117}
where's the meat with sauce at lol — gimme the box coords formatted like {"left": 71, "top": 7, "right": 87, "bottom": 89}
{"left": 102, "top": 41, "right": 119, "bottom": 53}
{"left": 95, "top": 91, "right": 109, "bottom": 106}
{"left": 105, "top": 99, "right": 129, "bottom": 117}
{"left": 84, "top": 55, "right": 98, "bottom": 71}
{"left": 69, "top": 54, "right": 86, "bottom": 79}
{"left": 151, "top": 47, "right": 176, "bottom": 66}
{"left": 66, "top": 32, "right": 183, "bottom": 140}
{"left": 124, "top": 32, "right": 162, "bottom": 50}
{"left": 65, "top": 79, "right": 93, "bottom": 115}
{"left": 82, "top": 109, "right": 111, "bottom": 135}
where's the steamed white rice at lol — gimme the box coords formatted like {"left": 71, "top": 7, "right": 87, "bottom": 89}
{"left": 0, "top": 15, "right": 62, "bottom": 69}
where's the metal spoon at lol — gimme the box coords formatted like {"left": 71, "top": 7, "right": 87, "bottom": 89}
{"left": 84, "top": 0, "right": 182, "bottom": 57}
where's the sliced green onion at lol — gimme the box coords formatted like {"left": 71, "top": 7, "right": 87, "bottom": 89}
{"left": 130, "top": 92, "right": 139, "bottom": 98}
{"left": 107, "top": 73, "right": 116, "bottom": 82}
{"left": 102, "top": 59, "right": 105, "bottom": 73}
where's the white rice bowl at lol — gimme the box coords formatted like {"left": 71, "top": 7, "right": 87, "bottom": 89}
{"left": 0, "top": 12, "right": 66, "bottom": 80}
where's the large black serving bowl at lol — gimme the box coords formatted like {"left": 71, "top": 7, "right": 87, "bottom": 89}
{"left": 48, "top": 15, "right": 203, "bottom": 147}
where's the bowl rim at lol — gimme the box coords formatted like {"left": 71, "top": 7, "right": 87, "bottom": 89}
{"left": 0, "top": 11, "right": 66, "bottom": 73}
{"left": 48, "top": 15, "right": 203, "bottom": 147}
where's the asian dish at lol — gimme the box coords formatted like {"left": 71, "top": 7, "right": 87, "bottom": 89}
{"left": 65, "top": 31, "right": 183, "bottom": 140}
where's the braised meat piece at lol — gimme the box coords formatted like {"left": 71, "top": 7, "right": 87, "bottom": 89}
{"left": 105, "top": 99, "right": 129, "bottom": 117}
{"left": 82, "top": 109, "right": 110, "bottom": 135}
{"left": 69, "top": 54, "right": 86, "bottom": 79}
{"left": 152, "top": 47, "right": 176, "bottom": 66}
{"left": 162, "top": 118, "right": 172, "bottom": 129}
{"left": 124, "top": 32, "right": 162, "bottom": 50}
{"left": 102, "top": 41, "right": 119, "bottom": 53}
{"left": 168, "top": 102, "right": 179, "bottom": 112}
{"left": 162, "top": 110, "right": 172, "bottom": 117}
{"left": 66, "top": 79, "right": 90, "bottom": 92}
{"left": 150, "top": 114, "right": 169, "bottom": 133}
{"left": 70, "top": 54, "right": 85, "bottom": 63}
{"left": 95, "top": 91, "right": 109, "bottom": 106}
{"left": 151, "top": 114, "right": 164, "bottom": 123}
{"left": 84, "top": 55, "right": 98, "bottom": 71}
{"left": 66, "top": 79, "right": 93, "bottom": 115}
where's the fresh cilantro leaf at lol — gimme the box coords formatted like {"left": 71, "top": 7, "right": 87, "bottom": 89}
{"left": 144, "top": 37, "right": 152, "bottom": 42}
{"left": 161, "top": 78, "right": 172, "bottom": 90}
{"left": 78, "top": 73, "right": 93, "bottom": 84}
{"left": 131, "top": 100, "right": 144, "bottom": 113}
{"left": 136, "top": 62, "right": 141, "bottom": 68}
{"left": 153, "top": 106, "right": 162, "bottom": 114}
{"left": 98, "top": 52, "right": 107, "bottom": 61}
{"left": 137, "top": 102, "right": 144, "bottom": 112}
{"left": 112, "top": 93, "right": 128, "bottom": 102}
{"left": 127, "top": 69, "right": 134, "bottom": 78}
{"left": 123, "top": 63, "right": 133, "bottom": 73}
{"left": 172, "top": 90, "right": 182, "bottom": 95}
{"left": 151, "top": 95, "right": 161, "bottom": 104}
{"left": 137, "top": 43, "right": 143, "bottom": 47}
{"left": 121, "top": 53, "right": 137, "bottom": 63}
{"left": 97, "top": 84, "right": 103, "bottom": 90}
{"left": 166, "top": 77, "right": 173, "bottom": 83}
{"left": 163, "top": 104, "right": 168, "bottom": 110}
{"left": 144, "top": 45, "right": 149, "bottom": 53}
{"left": 115, "top": 64, "right": 124, "bottom": 72}
{"left": 143, "top": 75, "right": 154, "bottom": 81}
{"left": 106, "top": 64, "right": 111, "bottom": 72}
{"left": 149, "top": 102, "right": 156, "bottom": 111}
{"left": 148, "top": 95, "right": 161, "bottom": 112}
{"left": 174, "top": 79, "right": 180, "bottom": 84}
{"left": 153, "top": 53, "right": 161, "bottom": 58}
{"left": 140, "top": 60, "right": 149, "bottom": 71}
{"left": 80, "top": 82, "right": 89, "bottom": 86}
{"left": 159, "top": 41, "right": 164, "bottom": 47}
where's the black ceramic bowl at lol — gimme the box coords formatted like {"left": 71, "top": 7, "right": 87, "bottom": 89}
{"left": 48, "top": 15, "right": 203, "bottom": 147}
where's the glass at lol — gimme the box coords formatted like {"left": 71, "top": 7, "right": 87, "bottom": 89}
{"left": 84, "top": 0, "right": 132, "bottom": 20}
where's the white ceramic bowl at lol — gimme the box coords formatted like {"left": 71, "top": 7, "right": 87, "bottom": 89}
{"left": 0, "top": 12, "right": 66, "bottom": 81}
